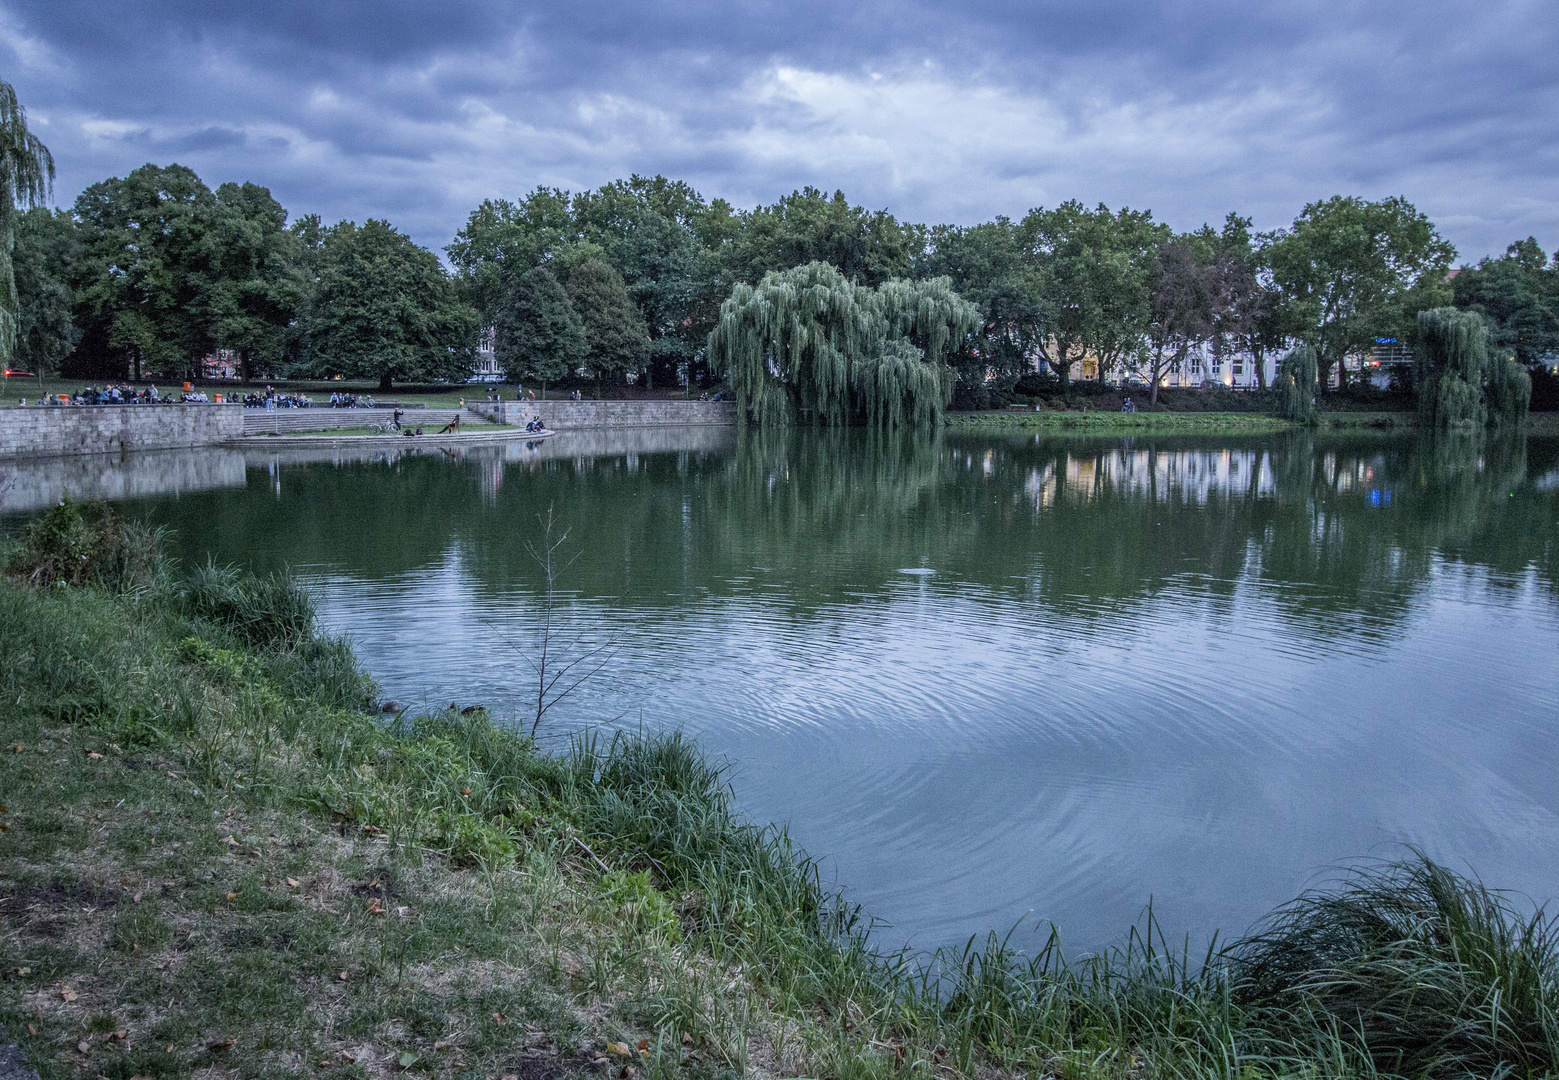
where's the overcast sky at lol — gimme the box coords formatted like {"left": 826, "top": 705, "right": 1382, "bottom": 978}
{"left": 4, "top": 0, "right": 1556, "bottom": 262}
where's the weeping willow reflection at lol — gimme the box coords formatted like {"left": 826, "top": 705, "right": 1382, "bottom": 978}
{"left": 100, "top": 428, "right": 1559, "bottom": 637}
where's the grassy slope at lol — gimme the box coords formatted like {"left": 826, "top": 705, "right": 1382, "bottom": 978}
{"left": 0, "top": 576, "right": 819, "bottom": 1080}
{"left": 947, "top": 411, "right": 1295, "bottom": 434}
{"left": 3, "top": 517, "right": 1557, "bottom": 1080}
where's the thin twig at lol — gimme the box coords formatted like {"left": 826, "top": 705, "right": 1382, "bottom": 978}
{"left": 573, "top": 836, "right": 611, "bottom": 875}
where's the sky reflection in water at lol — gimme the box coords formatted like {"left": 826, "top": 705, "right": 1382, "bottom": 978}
{"left": 16, "top": 427, "right": 1559, "bottom": 955}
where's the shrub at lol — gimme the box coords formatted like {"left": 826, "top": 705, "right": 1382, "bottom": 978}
{"left": 4, "top": 500, "right": 161, "bottom": 592}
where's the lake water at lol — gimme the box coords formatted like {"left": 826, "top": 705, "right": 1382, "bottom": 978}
{"left": 7, "top": 425, "right": 1559, "bottom": 956}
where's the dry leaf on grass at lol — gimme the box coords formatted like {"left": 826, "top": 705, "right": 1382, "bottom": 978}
{"left": 607, "top": 1042, "right": 632, "bottom": 1056}
{"left": 285, "top": 877, "right": 300, "bottom": 888}
{"left": 85, "top": 750, "right": 103, "bottom": 759}
{"left": 60, "top": 986, "right": 78, "bottom": 1002}
{"left": 208, "top": 1037, "right": 235, "bottom": 1052}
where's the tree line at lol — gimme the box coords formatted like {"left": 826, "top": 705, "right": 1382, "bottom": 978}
{"left": 3, "top": 83, "right": 1556, "bottom": 403}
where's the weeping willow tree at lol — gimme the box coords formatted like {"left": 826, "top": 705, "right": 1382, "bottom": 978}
{"left": 1415, "top": 306, "right": 1529, "bottom": 430}
{"left": 0, "top": 80, "right": 55, "bottom": 372}
{"left": 1274, "top": 344, "right": 1318, "bottom": 424}
{"left": 707, "top": 261, "right": 981, "bottom": 428}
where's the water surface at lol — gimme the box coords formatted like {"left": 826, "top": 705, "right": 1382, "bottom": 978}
{"left": 7, "top": 426, "right": 1558, "bottom": 955}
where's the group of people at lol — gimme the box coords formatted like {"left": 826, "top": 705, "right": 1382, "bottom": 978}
{"left": 19, "top": 385, "right": 176, "bottom": 406}
{"left": 242, "top": 389, "right": 316, "bottom": 409}
{"left": 327, "top": 392, "right": 372, "bottom": 407}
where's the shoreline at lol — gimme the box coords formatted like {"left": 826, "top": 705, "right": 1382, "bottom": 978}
{"left": 2, "top": 509, "right": 1554, "bottom": 1078}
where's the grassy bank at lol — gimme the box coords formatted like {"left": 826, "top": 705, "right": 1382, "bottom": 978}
{"left": 947, "top": 411, "right": 1295, "bottom": 434}
{"left": 3, "top": 505, "right": 1557, "bottom": 1079}
{"left": 948, "top": 409, "right": 1553, "bottom": 435}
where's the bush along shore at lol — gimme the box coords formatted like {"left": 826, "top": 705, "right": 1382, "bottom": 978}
{"left": 3, "top": 504, "right": 1559, "bottom": 1079}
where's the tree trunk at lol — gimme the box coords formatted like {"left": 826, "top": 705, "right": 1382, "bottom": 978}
{"left": 379, "top": 373, "right": 393, "bottom": 392}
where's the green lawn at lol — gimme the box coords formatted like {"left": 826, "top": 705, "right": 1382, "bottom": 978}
{"left": 947, "top": 410, "right": 1295, "bottom": 433}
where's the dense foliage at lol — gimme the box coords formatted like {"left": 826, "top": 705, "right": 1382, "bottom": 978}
{"left": 3, "top": 78, "right": 1555, "bottom": 413}
{"left": 0, "top": 78, "right": 55, "bottom": 372}
{"left": 1415, "top": 306, "right": 1531, "bottom": 430}
{"left": 303, "top": 219, "right": 476, "bottom": 390}
{"left": 494, "top": 263, "right": 586, "bottom": 393}
{"left": 707, "top": 262, "right": 980, "bottom": 427}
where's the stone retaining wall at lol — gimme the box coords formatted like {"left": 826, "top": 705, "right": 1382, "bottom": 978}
{"left": 240, "top": 408, "right": 460, "bottom": 434}
{"left": 472, "top": 400, "right": 735, "bottom": 429}
{"left": 0, "top": 404, "right": 246, "bottom": 460}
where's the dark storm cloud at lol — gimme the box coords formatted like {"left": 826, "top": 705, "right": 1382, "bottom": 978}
{"left": 3, "top": 0, "right": 1556, "bottom": 259}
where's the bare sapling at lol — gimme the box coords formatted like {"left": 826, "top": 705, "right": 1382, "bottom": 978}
{"left": 523, "top": 503, "right": 615, "bottom": 738}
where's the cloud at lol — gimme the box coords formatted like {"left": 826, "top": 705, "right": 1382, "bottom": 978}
{"left": 1, "top": 0, "right": 1555, "bottom": 260}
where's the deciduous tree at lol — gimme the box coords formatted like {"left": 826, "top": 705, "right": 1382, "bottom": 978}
{"left": 496, "top": 264, "right": 586, "bottom": 397}
{"left": 12, "top": 208, "right": 81, "bottom": 377}
{"left": 0, "top": 79, "right": 53, "bottom": 372}
{"left": 1268, "top": 196, "right": 1455, "bottom": 393}
{"left": 1452, "top": 238, "right": 1559, "bottom": 369}
{"left": 72, "top": 163, "right": 219, "bottom": 380}
{"left": 919, "top": 218, "right": 1051, "bottom": 406}
{"left": 563, "top": 257, "right": 647, "bottom": 393}
{"left": 1142, "top": 237, "right": 1215, "bottom": 403}
{"left": 707, "top": 261, "right": 979, "bottom": 428}
{"left": 1022, "top": 201, "right": 1167, "bottom": 394}
{"left": 202, "top": 182, "right": 303, "bottom": 380}
{"left": 303, "top": 219, "right": 476, "bottom": 391}
{"left": 1415, "top": 306, "right": 1529, "bottom": 429}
